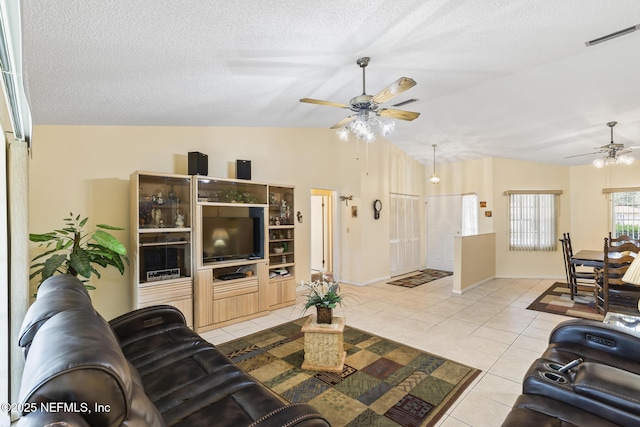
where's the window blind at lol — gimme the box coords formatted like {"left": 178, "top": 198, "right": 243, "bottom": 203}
{"left": 509, "top": 193, "right": 557, "bottom": 251}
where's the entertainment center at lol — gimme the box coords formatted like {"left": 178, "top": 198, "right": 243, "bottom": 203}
{"left": 130, "top": 172, "right": 296, "bottom": 332}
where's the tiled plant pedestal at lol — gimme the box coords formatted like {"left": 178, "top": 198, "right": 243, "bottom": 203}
{"left": 300, "top": 315, "right": 346, "bottom": 372}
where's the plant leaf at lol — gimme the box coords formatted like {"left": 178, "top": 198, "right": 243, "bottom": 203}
{"left": 96, "top": 224, "right": 125, "bottom": 231}
{"left": 79, "top": 217, "right": 89, "bottom": 228}
{"left": 70, "top": 248, "right": 92, "bottom": 278}
{"left": 92, "top": 230, "right": 127, "bottom": 255}
{"left": 29, "top": 233, "right": 58, "bottom": 242}
{"left": 40, "top": 254, "right": 67, "bottom": 281}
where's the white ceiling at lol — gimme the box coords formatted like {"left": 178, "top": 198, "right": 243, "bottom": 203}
{"left": 18, "top": 0, "right": 640, "bottom": 166}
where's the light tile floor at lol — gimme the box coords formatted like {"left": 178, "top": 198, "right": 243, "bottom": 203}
{"left": 200, "top": 275, "right": 572, "bottom": 427}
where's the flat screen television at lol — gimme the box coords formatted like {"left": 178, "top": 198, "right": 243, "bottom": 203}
{"left": 201, "top": 207, "right": 264, "bottom": 263}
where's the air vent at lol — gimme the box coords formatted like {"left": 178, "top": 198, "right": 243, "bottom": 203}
{"left": 585, "top": 24, "right": 639, "bottom": 46}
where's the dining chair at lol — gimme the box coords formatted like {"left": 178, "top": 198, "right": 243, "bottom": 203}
{"left": 595, "top": 238, "right": 640, "bottom": 314}
{"left": 559, "top": 236, "right": 571, "bottom": 291}
{"left": 561, "top": 233, "right": 597, "bottom": 300}
{"left": 608, "top": 232, "right": 640, "bottom": 246}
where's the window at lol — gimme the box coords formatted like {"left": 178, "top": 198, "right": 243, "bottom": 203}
{"left": 611, "top": 191, "right": 640, "bottom": 240}
{"left": 461, "top": 194, "right": 478, "bottom": 236}
{"left": 508, "top": 192, "right": 559, "bottom": 251}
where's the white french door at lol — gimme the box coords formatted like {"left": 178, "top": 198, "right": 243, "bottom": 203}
{"left": 390, "top": 193, "right": 420, "bottom": 277}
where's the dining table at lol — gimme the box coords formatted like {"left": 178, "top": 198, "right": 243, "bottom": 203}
{"left": 570, "top": 250, "right": 605, "bottom": 268}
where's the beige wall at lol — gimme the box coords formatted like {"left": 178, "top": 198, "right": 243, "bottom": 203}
{"left": 453, "top": 233, "right": 496, "bottom": 293}
{"left": 492, "top": 158, "right": 571, "bottom": 278}
{"left": 569, "top": 162, "right": 640, "bottom": 252}
{"left": 28, "top": 125, "right": 425, "bottom": 319}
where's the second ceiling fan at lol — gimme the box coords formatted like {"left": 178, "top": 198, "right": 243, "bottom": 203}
{"left": 566, "top": 121, "right": 639, "bottom": 167}
{"left": 300, "top": 57, "right": 420, "bottom": 139}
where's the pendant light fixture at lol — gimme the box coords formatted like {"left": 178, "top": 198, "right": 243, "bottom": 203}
{"left": 429, "top": 144, "right": 440, "bottom": 184}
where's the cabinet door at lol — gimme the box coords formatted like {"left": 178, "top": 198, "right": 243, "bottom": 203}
{"left": 138, "top": 280, "right": 193, "bottom": 327}
{"left": 270, "top": 277, "right": 296, "bottom": 308}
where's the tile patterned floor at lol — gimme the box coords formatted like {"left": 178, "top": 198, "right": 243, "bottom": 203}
{"left": 200, "top": 276, "right": 572, "bottom": 427}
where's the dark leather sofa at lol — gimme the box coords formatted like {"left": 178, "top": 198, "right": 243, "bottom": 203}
{"left": 16, "top": 274, "right": 330, "bottom": 427}
{"left": 502, "top": 318, "right": 640, "bottom": 427}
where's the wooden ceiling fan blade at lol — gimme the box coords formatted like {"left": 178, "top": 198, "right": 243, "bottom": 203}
{"left": 378, "top": 108, "right": 420, "bottom": 121}
{"left": 371, "top": 77, "right": 417, "bottom": 104}
{"left": 330, "top": 115, "right": 357, "bottom": 129}
{"left": 300, "top": 98, "right": 348, "bottom": 109}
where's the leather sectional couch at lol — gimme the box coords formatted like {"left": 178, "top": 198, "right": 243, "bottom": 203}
{"left": 502, "top": 318, "right": 640, "bottom": 426}
{"left": 16, "top": 274, "right": 330, "bottom": 426}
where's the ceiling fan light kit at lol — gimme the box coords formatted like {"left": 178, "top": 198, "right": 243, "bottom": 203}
{"left": 590, "top": 121, "right": 635, "bottom": 168}
{"left": 300, "top": 57, "right": 420, "bottom": 143}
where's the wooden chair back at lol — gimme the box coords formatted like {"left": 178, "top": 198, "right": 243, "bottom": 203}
{"left": 608, "top": 232, "right": 640, "bottom": 246}
{"left": 559, "top": 233, "right": 571, "bottom": 286}
{"left": 600, "top": 238, "right": 640, "bottom": 313}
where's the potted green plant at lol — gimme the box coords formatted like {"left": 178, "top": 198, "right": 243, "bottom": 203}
{"left": 299, "top": 275, "right": 346, "bottom": 324}
{"left": 29, "top": 212, "right": 129, "bottom": 290}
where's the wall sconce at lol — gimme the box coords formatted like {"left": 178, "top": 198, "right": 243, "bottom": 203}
{"left": 340, "top": 195, "right": 353, "bottom": 206}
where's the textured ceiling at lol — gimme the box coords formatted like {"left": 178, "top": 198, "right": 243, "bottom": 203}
{"left": 19, "top": 0, "right": 640, "bottom": 166}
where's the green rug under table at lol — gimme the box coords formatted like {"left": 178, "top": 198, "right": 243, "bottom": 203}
{"left": 217, "top": 316, "right": 480, "bottom": 427}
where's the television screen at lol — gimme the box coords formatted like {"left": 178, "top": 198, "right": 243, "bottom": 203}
{"left": 201, "top": 207, "right": 263, "bottom": 262}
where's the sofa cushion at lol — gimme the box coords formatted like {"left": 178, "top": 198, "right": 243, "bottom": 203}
{"left": 115, "top": 317, "right": 286, "bottom": 426}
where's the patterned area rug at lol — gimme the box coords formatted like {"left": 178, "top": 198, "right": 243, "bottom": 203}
{"left": 218, "top": 316, "right": 480, "bottom": 427}
{"left": 387, "top": 269, "right": 453, "bottom": 288}
{"left": 526, "top": 282, "right": 604, "bottom": 321}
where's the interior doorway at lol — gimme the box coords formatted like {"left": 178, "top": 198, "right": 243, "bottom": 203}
{"left": 310, "top": 189, "right": 334, "bottom": 278}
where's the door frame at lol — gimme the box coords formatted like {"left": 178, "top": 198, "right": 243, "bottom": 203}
{"left": 310, "top": 188, "right": 337, "bottom": 279}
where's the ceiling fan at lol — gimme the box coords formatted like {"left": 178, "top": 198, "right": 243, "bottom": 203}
{"left": 300, "top": 57, "right": 420, "bottom": 138}
{"left": 566, "top": 121, "right": 638, "bottom": 167}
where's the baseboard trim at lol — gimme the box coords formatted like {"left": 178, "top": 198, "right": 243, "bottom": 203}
{"left": 452, "top": 276, "right": 495, "bottom": 295}
{"left": 341, "top": 275, "right": 391, "bottom": 287}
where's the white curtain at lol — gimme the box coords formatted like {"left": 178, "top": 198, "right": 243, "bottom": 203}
{"left": 461, "top": 194, "right": 478, "bottom": 236}
{"left": 8, "top": 139, "right": 29, "bottom": 405}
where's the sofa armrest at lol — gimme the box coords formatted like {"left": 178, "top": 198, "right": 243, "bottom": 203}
{"left": 109, "top": 305, "right": 187, "bottom": 341}
{"left": 247, "top": 403, "right": 330, "bottom": 427}
{"left": 548, "top": 319, "right": 640, "bottom": 362}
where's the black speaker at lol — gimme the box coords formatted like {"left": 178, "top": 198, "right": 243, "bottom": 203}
{"left": 188, "top": 152, "right": 208, "bottom": 175}
{"left": 237, "top": 159, "right": 251, "bottom": 180}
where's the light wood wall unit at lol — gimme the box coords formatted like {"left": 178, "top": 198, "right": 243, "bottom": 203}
{"left": 130, "top": 172, "right": 193, "bottom": 327}
{"left": 267, "top": 185, "right": 296, "bottom": 308}
{"left": 132, "top": 173, "right": 298, "bottom": 332}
